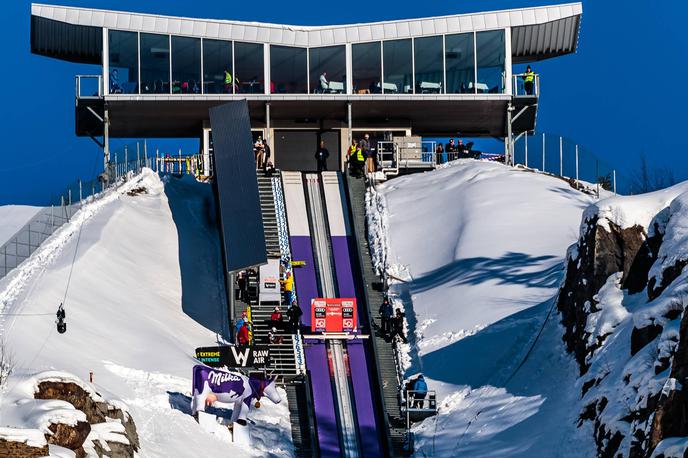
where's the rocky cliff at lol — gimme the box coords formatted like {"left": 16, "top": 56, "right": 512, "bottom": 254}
{"left": 557, "top": 184, "right": 688, "bottom": 457}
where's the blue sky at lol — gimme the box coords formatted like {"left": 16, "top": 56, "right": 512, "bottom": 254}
{"left": 1, "top": 0, "right": 686, "bottom": 204}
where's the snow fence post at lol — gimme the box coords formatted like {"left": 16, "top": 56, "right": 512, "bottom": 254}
{"left": 575, "top": 145, "right": 579, "bottom": 185}
{"left": 136, "top": 142, "right": 141, "bottom": 174}
{"left": 525, "top": 131, "right": 528, "bottom": 168}
{"left": 559, "top": 136, "right": 563, "bottom": 177}
{"left": 613, "top": 170, "right": 617, "bottom": 195}
{"left": 125, "top": 145, "right": 128, "bottom": 175}
{"left": 542, "top": 133, "right": 546, "bottom": 172}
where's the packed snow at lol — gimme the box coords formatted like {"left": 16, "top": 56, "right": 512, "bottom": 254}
{"left": 0, "top": 205, "right": 42, "bottom": 246}
{"left": 368, "top": 160, "right": 596, "bottom": 456}
{"left": 0, "top": 170, "right": 293, "bottom": 457}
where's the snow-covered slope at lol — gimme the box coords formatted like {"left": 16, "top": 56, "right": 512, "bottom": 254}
{"left": 0, "top": 170, "right": 292, "bottom": 457}
{"left": 0, "top": 205, "right": 42, "bottom": 245}
{"left": 368, "top": 160, "right": 595, "bottom": 456}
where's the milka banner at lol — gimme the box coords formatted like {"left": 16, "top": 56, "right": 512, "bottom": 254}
{"left": 195, "top": 345, "right": 271, "bottom": 368}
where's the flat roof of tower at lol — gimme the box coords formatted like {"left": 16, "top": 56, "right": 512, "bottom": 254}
{"left": 31, "top": 2, "right": 581, "bottom": 64}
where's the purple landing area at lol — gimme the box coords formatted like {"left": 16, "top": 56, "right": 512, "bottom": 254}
{"left": 290, "top": 236, "right": 318, "bottom": 326}
{"left": 305, "top": 343, "right": 340, "bottom": 458}
{"left": 348, "top": 341, "right": 383, "bottom": 458}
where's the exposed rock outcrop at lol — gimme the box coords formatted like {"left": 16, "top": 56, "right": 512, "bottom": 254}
{"left": 558, "top": 185, "right": 688, "bottom": 457}
{"left": 0, "top": 439, "right": 49, "bottom": 458}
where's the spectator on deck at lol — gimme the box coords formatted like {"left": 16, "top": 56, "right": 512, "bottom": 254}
{"left": 391, "top": 308, "right": 407, "bottom": 343}
{"left": 315, "top": 140, "right": 330, "bottom": 172}
{"left": 378, "top": 297, "right": 393, "bottom": 338}
{"left": 236, "top": 271, "right": 247, "bottom": 301}
{"left": 270, "top": 306, "right": 284, "bottom": 331}
{"left": 255, "top": 137, "right": 265, "bottom": 169}
{"left": 457, "top": 139, "right": 467, "bottom": 158}
{"left": 268, "top": 327, "right": 284, "bottom": 344}
{"left": 347, "top": 139, "right": 365, "bottom": 177}
{"left": 237, "top": 321, "right": 250, "bottom": 346}
{"left": 412, "top": 375, "right": 428, "bottom": 408}
{"left": 446, "top": 139, "right": 458, "bottom": 161}
{"left": 287, "top": 301, "right": 303, "bottom": 333}
{"left": 435, "top": 143, "right": 445, "bottom": 164}
{"left": 523, "top": 65, "right": 535, "bottom": 95}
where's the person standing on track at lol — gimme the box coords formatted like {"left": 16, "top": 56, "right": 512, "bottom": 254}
{"left": 315, "top": 140, "right": 330, "bottom": 172}
{"left": 379, "top": 297, "right": 393, "bottom": 338}
{"left": 287, "top": 301, "right": 303, "bottom": 334}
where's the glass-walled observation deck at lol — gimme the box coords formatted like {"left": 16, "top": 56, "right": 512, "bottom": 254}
{"left": 106, "top": 28, "right": 509, "bottom": 97}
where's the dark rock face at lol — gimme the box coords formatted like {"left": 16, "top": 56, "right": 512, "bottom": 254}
{"left": 558, "top": 216, "right": 648, "bottom": 374}
{"left": 559, "top": 200, "right": 688, "bottom": 458}
{"left": 35, "top": 380, "right": 139, "bottom": 456}
{"left": 0, "top": 439, "right": 49, "bottom": 457}
{"left": 649, "top": 310, "right": 688, "bottom": 451}
{"left": 47, "top": 421, "right": 91, "bottom": 451}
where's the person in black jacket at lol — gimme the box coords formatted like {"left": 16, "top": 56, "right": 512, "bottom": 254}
{"left": 287, "top": 301, "right": 303, "bottom": 334}
{"left": 315, "top": 140, "right": 330, "bottom": 172}
{"left": 391, "top": 308, "right": 407, "bottom": 343}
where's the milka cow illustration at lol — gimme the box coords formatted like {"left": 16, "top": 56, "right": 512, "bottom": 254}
{"left": 191, "top": 364, "right": 281, "bottom": 425}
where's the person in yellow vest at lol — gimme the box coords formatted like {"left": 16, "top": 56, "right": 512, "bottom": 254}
{"left": 347, "top": 139, "right": 365, "bottom": 177}
{"left": 523, "top": 65, "right": 535, "bottom": 95}
{"left": 281, "top": 271, "right": 295, "bottom": 304}
{"left": 224, "top": 69, "right": 233, "bottom": 93}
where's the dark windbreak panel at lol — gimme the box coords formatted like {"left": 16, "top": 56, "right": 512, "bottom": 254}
{"left": 208, "top": 101, "right": 267, "bottom": 272}
{"left": 31, "top": 15, "right": 102, "bottom": 64}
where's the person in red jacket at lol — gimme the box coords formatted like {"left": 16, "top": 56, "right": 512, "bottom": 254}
{"left": 270, "top": 306, "right": 284, "bottom": 331}
{"left": 237, "top": 321, "right": 250, "bottom": 347}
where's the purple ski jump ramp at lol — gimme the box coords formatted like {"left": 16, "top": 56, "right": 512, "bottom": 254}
{"left": 283, "top": 172, "right": 341, "bottom": 456}
{"left": 323, "top": 172, "right": 384, "bottom": 457}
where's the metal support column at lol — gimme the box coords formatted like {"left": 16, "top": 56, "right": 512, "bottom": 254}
{"left": 559, "top": 136, "right": 563, "bottom": 177}
{"left": 525, "top": 132, "right": 529, "bottom": 168}
{"left": 103, "top": 108, "right": 110, "bottom": 171}
{"left": 613, "top": 170, "right": 617, "bottom": 195}
{"left": 506, "top": 102, "right": 514, "bottom": 166}
{"left": 542, "top": 132, "right": 546, "bottom": 172}
{"left": 228, "top": 270, "right": 236, "bottom": 341}
{"left": 575, "top": 145, "right": 579, "bottom": 185}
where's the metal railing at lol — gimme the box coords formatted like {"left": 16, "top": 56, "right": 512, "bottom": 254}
{"left": 0, "top": 142, "right": 150, "bottom": 280}
{"left": 377, "top": 140, "right": 437, "bottom": 176}
{"left": 511, "top": 132, "right": 626, "bottom": 195}
{"left": 75, "top": 75, "right": 103, "bottom": 99}
{"left": 513, "top": 73, "right": 540, "bottom": 97}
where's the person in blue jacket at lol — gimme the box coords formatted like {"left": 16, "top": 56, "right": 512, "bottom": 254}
{"left": 412, "top": 374, "right": 428, "bottom": 408}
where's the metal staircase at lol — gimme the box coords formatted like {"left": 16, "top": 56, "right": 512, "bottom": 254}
{"left": 257, "top": 173, "right": 281, "bottom": 259}
{"left": 345, "top": 172, "right": 407, "bottom": 456}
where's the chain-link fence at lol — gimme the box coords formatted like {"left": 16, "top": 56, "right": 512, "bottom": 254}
{"left": 0, "top": 141, "right": 151, "bottom": 280}
{"left": 511, "top": 132, "right": 628, "bottom": 195}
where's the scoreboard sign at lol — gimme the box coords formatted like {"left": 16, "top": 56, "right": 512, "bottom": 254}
{"left": 310, "top": 298, "right": 357, "bottom": 333}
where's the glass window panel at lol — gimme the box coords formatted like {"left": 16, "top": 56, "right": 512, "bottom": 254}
{"left": 445, "top": 33, "right": 474, "bottom": 94}
{"left": 270, "top": 45, "right": 307, "bottom": 94}
{"left": 140, "top": 33, "right": 170, "bottom": 94}
{"left": 203, "top": 39, "right": 233, "bottom": 94}
{"left": 235, "top": 42, "right": 264, "bottom": 94}
{"left": 352, "top": 42, "right": 381, "bottom": 94}
{"left": 171, "top": 36, "right": 201, "bottom": 94}
{"left": 383, "top": 39, "right": 412, "bottom": 94}
{"left": 476, "top": 30, "right": 505, "bottom": 94}
{"left": 414, "top": 36, "right": 443, "bottom": 94}
{"left": 309, "top": 46, "right": 346, "bottom": 94}
{"left": 108, "top": 30, "right": 138, "bottom": 94}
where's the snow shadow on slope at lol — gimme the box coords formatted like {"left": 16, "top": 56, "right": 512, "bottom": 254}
{"left": 165, "top": 176, "right": 230, "bottom": 340}
{"left": 420, "top": 299, "right": 552, "bottom": 390}
{"left": 167, "top": 391, "right": 234, "bottom": 419}
{"left": 409, "top": 252, "right": 562, "bottom": 294}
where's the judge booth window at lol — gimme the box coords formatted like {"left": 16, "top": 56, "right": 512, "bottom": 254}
{"left": 309, "top": 46, "right": 346, "bottom": 94}
{"left": 476, "top": 30, "right": 506, "bottom": 94}
{"left": 445, "top": 33, "right": 474, "bottom": 94}
{"left": 108, "top": 30, "right": 138, "bottom": 94}
{"left": 414, "top": 36, "right": 443, "bottom": 94}
{"left": 171, "top": 36, "right": 201, "bottom": 94}
{"left": 352, "top": 42, "right": 381, "bottom": 94}
{"left": 140, "top": 33, "right": 170, "bottom": 94}
{"left": 235, "top": 42, "right": 264, "bottom": 94}
{"left": 203, "top": 39, "right": 233, "bottom": 94}
{"left": 270, "top": 45, "right": 308, "bottom": 94}
{"left": 383, "top": 39, "right": 412, "bottom": 94}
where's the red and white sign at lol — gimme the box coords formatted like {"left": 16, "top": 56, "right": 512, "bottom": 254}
{"left": 311, "top": 298, "right": 357, "bottom": 333}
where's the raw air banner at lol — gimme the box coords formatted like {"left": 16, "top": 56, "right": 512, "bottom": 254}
{"left": 195, "top": 345, "right": 271, "bottom": 368}
{"left": 310, "top": 298, "right": 357, "bottom": 333}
